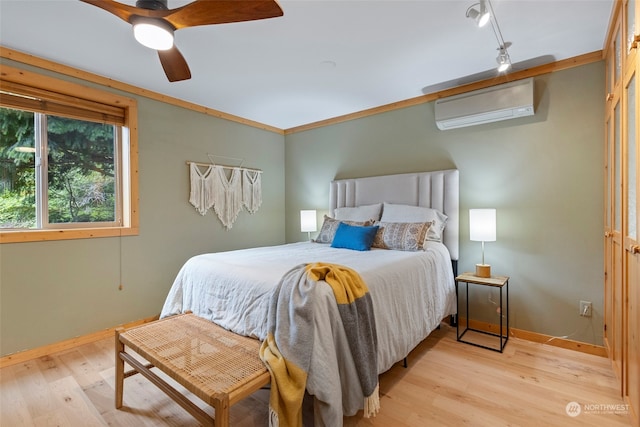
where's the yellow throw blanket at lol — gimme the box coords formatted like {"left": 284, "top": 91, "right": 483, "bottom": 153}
{"left": 260, "top": 262, "right": 379, "bottom": 427}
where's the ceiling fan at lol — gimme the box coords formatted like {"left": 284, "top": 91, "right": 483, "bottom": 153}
{"left": 80, "top": 0, "right": 283, "bottom": 82}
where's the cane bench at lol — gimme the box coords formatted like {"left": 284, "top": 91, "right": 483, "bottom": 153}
{"left": 115, "top": 312, "right": 270, "bottom": 427}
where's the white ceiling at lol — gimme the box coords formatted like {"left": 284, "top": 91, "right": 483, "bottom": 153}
{"left": 0, "top": 0, "right": 614, "bottom": 130}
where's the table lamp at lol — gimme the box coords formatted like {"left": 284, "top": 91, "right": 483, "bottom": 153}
{"left": 470, "top": 208, "right": 496, "bottom": 278}
{"left": 300, "top": 210, "right": 317, "bottom": 241}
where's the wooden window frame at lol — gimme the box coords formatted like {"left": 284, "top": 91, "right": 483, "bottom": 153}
{"left": 0, "top": 65, "right": 139, "bottom": 243}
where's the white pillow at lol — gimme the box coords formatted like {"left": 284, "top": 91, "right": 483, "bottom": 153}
{"left": 334, "top": 203, "right": 382, "bottom": 222}
{"left": 380, "top": 202, "right": 447, "bottom": 242}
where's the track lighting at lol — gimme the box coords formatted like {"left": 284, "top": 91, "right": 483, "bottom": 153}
{"left": 131, "top": 16, "right": 174, "bottom": 50}
{"left": 466, "top": 0, "right": 490, "bottom": 28}
{"left": 466, "top": 0, "right": 512, "bottom": 73}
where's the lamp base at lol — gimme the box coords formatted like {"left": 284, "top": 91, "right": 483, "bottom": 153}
{"left": 475, "top": 264, "right": 491, "bottom": 278}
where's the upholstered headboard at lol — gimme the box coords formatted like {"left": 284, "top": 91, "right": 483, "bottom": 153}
{"left": 329, "top": 169, "right": 459, "bottom": 261}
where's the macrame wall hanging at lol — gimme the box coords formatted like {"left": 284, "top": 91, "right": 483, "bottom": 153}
{"left": 187, "top": 156, "right": 263, "bottom": 230}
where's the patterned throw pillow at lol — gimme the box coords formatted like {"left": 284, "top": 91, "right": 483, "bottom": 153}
{"left": 380, "top": 203, "right": 447, "bottom": 242}
{"left": 315, "top": 215, "right": 372, "bottom": 243}
{"left": 372, "top": 221, "right": 432, "bottom": 251}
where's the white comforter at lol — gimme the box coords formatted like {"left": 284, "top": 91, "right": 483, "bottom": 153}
{"left": 160, "top": 241, "right": 456, "bottom": 422}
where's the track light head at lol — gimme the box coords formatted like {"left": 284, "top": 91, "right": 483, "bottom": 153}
{"left": 466, "top": 0, "right": 490, "bottom": 27}
{"left": 496, "top": 47, "right": 511, "bottom": 72}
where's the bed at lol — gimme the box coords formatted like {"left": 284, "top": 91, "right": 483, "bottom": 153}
{"left": 160, "top": 169, "right": 459, "bottom": 425}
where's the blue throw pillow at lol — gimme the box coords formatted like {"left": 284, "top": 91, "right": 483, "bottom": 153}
{"left": 331, "top": 222, "right": 380, "bottom": 251}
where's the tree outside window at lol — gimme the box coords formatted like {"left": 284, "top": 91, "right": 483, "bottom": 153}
{"left": 0, "top": 107, "right": 119, "bottom": 229}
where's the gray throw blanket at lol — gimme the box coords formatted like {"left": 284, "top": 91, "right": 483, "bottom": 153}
{"left": 259, "top": 262, "right": 379, "bottom": 427}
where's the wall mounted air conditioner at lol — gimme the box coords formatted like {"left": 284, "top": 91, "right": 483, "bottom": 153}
{"left": 434, "top": 77, "right": 534, "bottom": 130}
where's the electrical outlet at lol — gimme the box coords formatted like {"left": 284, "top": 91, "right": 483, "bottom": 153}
{"left": 580, "top": 301, "right": 592, "bottom": 317}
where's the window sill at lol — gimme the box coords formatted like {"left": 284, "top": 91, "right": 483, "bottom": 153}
{"left": 0, "top": 227, "right": 139, "bottom": 244}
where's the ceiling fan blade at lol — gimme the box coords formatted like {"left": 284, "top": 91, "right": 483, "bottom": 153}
{"left": 79, "top": 0, "right": 140, "bottom": 23}
{"left": 164, "top": 0, "right": 283, "bottom": 30}
{"left": 158, "top": 46, "right": 192, "bottom": 82}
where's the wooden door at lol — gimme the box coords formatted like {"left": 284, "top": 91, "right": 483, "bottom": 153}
{"left": 623, "top": 2, "right": 639, "bottom": 425}
{"left": 623, "top": 11, "right": 639, "bottom": 420}
{"left": 605, "top": 12, "right": 625, "bottom": 383}
{"left": 613, "top": 93, "right": 625, "bottom": 383}
{"left": 605, "top": 93, "right": 614, "bottom": 359}
{"left": 605, "top": 3, "right": 639, "bottom": 425}
{"left": 623, "top": 73, "right": 639, "bottom": 424}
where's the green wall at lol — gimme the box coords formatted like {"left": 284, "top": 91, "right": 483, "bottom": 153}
{"left": 284, "top": 62, "right": 605, "bottom": 345}
{"left": 0, "top": 59, "right": 605, "bottom": 357}
{"left": 0, "top": 63, "right": 286, "bottom": 357}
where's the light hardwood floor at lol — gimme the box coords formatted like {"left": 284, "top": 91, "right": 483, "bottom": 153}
{"left": 0, "top": 323, "right": 632, "bottom": 427}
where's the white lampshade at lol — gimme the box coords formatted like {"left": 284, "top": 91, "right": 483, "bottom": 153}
{"left": 470, "top": 208, "right": 496, "bottom": 278}
{"left": 470, "top": 209, "right": 496, "bottom": 242}
{"left": 300, "top": 210, "right": 317, "bottom": 233}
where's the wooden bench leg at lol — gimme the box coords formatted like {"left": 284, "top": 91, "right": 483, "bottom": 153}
{"left": 213, "top": 396, "right": 230, "bottom": 427}
{"left": 115, "top": 328, "right": 125, "bottom": 409}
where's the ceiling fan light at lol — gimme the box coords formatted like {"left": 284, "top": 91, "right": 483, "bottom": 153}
{"left": 133, "top": 20, "right": 174, "bottom": 50}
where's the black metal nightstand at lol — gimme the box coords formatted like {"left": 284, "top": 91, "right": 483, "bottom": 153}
{"left": 455, "top": 272, "right": 509, "bottom": 353}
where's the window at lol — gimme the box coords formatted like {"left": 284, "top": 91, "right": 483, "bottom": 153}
{"left": 1, "top": 109, "right": 121, "bottom": 228}
{"left": 0, "top": 66, "right": 138, "bottom": 243}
